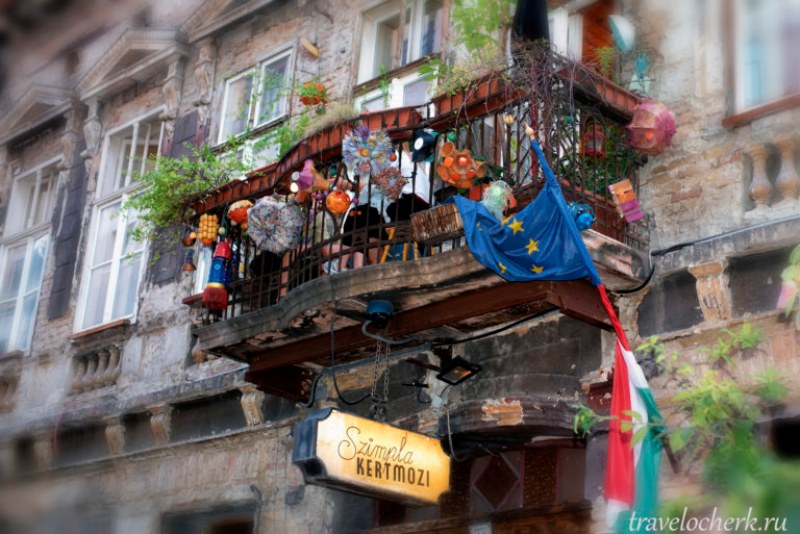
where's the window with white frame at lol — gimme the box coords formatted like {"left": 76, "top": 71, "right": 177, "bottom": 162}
{"left": 735, "top": 0, "right": 800, "bottom": 111}
{"left": 357, "top": 0, "right": 444, "bottom": 84}
{"left": 0, "top": 160, "right": 58, "bottom": 354}
{"left": 218, "top": 50, "right": 293, "bottom": 144}
{"left": 77, "top": 114, "right": 162, "bottom": 331}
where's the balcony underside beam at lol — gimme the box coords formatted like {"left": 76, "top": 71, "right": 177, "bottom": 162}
{"left": 244, "top": 279, "right": 611, "bottom": 379}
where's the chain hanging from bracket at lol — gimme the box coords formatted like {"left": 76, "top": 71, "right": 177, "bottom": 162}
{"left": 368, "top": 339, "right": 390, "bottom": 422}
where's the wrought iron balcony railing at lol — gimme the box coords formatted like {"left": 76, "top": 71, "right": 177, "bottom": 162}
{"left": 189, "top": 51, "right": 648, "bottom": 323}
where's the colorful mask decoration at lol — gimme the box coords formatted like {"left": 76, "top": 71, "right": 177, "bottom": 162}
{"left": 608, "top": 178, "right": 645, "bottom": 223}
{"left": 435, "top": 141, "right": 488, "bottom": 189}
{"left": 371, "top": 167, "right": 408, "bottom": 201}
{"left": 227, "top": 200, "right": 253, "bottom": 230}
{"left": 325, "top": 189, "right": 351, "bottom": 215}
{"left": 627, "top": 100, "right": 677, "bottom": 156}
{"left": 411, "top": 129, "right": 437, "bottom": 162}
{"left": 342, "top": 126, "right": 394, "bottom": 176}
{"left": 480, "top": 180, "right": 515, "bottom": 220}
{"left": 247, "top": 196, "right": 305, "bottom": 255}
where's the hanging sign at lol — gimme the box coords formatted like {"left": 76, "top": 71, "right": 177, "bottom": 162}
{"left": 292, "top": 408, "right": 451, "bottom": 504}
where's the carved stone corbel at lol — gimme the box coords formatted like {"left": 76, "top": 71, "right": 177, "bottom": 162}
{"left": 148, "top": 404, "right": 173, "bottom": 446}
{"left": 81, "top": 97, "right": 103, "bottom": 187}
{"left": 688, "top": 260, "right": 732, "bottom": 324}
{"left": 240, "top": 384, "right": 266, "bottom": 426}
{"left": 104, "top": 416, "right": 126, "bottom": 456}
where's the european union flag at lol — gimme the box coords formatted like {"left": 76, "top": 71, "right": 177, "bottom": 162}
{"left": 450, "top": 140, "right": 602, "bottom": 286}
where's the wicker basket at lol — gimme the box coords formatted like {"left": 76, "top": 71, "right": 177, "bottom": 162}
{"left": 411, "top": 203, "right": 464, "bottom": 244}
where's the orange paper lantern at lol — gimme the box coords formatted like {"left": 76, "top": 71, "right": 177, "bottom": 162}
{"left": 325, "top": 190, "right": 351, "bottom": 215}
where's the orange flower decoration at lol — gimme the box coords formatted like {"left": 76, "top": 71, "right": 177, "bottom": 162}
{"left": 435, "top": 142, "right": 488, "bottom": 189}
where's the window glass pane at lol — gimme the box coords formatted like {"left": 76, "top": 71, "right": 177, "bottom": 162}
{"left": 122, "top": 215, "right": 144, "bottom": 256}
{"left": 32, "top": 172, "right": 55, "bottom": 227}
{"left": 360, "top": 95, "right": 386, "bottom": 112}
{"left": 403, "top": 78, "right": 430, "bottom": 106}
{"left": 375, "top": 14, "right": 400, "bottom": 75}
{"left": 221, "top": 74, "right": 254, "bottom": 140}
{"left": 24, "top": 236, "right": 48, "bottom": 294}
{"left": 93, "top": 203, "right": 120, "bottom": 266}
{"left": 258, "top": 55, "right": 289, "bottom": 125}
{"left": 82, "top": 264, "right": 111, "bottom": 329}
{"left": 112, "top": 253, "right": 142, "bottom": 319}
{"left": 14, "top": 293, "right": 37, "bottom": 350}
{"left": 421, "top": 0, "right": 443, "bottom": 56}
{"left": 0, "top": 244, "right": 26, "bottom": 301}
{"left": 0, "top": 301, "right": 14, "bottom": 353}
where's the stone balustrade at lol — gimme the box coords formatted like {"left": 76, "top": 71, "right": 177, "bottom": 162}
{"left": 70, "top": 345, "right": 122, "bottom": 394}
{"left": 746, "top": 138, "right": 800, "bottom": 220}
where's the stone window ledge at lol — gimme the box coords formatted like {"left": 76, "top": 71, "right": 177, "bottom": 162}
{"left": 722, "top": 93, "right": 800, "bottom": 129}
{"left": 70, "top": 319, "right": 131, "bottom": 343}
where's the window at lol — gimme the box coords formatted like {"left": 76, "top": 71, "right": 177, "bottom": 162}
{"left": 77, "top": 114, "right": 160, "bottom": 331}
{"left": 735, "top": 0, "right": 800, "bottom": 110}
{"left": 355, "top": 70, "right": 434, "bottom": 111}
{"left": 0, "top": 160, "right": 58, "bottom": 354}
{"left": 218, "top": 50, "right": 293, "bottom": 143}
{"left": 357, "top": 0, "right": 444, "bottom": 84}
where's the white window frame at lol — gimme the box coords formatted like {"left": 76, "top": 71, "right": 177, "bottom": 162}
{"left": 732, "top": 0, "right": 795, "bottom": 112}
{"left": 217, "top": 47, "right": 295, "bottom": 145}
{"left": 357, "top": 0, "right": 444, "bottom": 85}
{"left": 548, "top": 6, "right": 584, "bottom": 61}
{"left": 75, "top": 111, "right": 163, "bottom": 333}
{"left": 0, "top": 157, "right": 60, "bottom": 354}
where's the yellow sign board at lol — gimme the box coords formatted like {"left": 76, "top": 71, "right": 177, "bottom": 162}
{"left": 293, "top": 409, "right": 451, "bottom": 504}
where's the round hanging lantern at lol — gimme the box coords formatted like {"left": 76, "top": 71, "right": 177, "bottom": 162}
{"left": 325, "top": 190, "right": 351, "bottom": 215}
{"left": 627, "top": 101, "right": 676, "bottom": 156}
{"left": 583, "top": 124, "right": 606, "bottom": 158}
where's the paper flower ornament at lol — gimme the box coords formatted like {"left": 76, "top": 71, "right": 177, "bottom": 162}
{"left": 480, "top": 180, "right": 515, "bottom": 220}
{"left": 372, "top": 167, "right": 408, "bottom": 201}
{"left": 342, "top": 126, "right": 395, "bottom": 176}
{"left": 435, "top": 141, "right": 488, "bottom": 189}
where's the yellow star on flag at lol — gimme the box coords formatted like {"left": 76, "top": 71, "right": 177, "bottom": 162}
{"left": 501, "top": 215, "right": 512, "bottom": 226}
{"left": 508, "top": 218, "right": 524, "bottom": 235}
{"left": 531, "top": 264, "right": 543, "bottom": 274}
{"left": 526, "top": 238, "right": 540, "bottom": 255}
{"left": 498, "top": 262, "right": 507, "bottom": 274}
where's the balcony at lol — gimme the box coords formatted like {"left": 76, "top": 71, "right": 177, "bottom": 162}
{"left": 187, "top": 52, "right": 651, "bottom": 399}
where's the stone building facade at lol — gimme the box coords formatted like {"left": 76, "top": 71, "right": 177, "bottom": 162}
{"left": 0, "top": 0, "right": 798, "bottom": 533}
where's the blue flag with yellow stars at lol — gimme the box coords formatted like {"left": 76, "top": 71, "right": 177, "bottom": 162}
{"left": 450, "top": 139, "right": 602, "bottom": 286}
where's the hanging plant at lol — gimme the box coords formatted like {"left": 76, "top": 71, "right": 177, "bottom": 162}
{"left": 299, "top": 81, "right": 328, "bottom": 107}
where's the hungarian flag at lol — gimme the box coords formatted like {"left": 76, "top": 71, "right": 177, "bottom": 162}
{"left": 453, "top": 138, "right": 663, "bottom": 532}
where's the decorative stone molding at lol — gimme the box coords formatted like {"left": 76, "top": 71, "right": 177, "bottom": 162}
{"left": 0, "top": 84, "right": 75, "bottom": 145}
{"left": 159, "top": 58, "right": 186, "bottom": 156}
{"left": 78, "top": 29, "right": 189, "bottom": 101}
{"left": 58, "top": 102, "right": 85, "bottom": 173}
{"left": 193, "top": 38, "right": 216, "bottom": 143}
{"left": 81, "top": 97, "right": 103, "bottom": 182}
{"left": 32, "top": 431, "right": 53, "bottom": 471}
{"left": 70, "top": 345, "right": 122, "bottom": 394}
{"left": 104, "top": 416, "right": 126, "bottom": 455}
{"left": 688, "top": 260, "right": 732, "bottom": 324}
{"left": 239, "top": 384, "right": 266, "bottom": 426}
{"left": 148, "top": 404, "right": 172, "bottom": 446}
